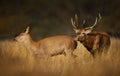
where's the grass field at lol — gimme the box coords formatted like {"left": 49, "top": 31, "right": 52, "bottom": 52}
{"left": 0, "top": 37, "right": 120, "bottom": 76}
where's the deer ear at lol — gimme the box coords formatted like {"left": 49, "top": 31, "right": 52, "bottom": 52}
{"left": 25, "top": 26, "right": 30, "bottom": 34}
{"left": 84, "top": 28, "right": 93, "bottom": 34}
{"left": 73, "top": 28, "right": 80, "bottom": 34}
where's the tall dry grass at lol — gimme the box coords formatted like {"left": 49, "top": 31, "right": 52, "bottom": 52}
{"left": 0, "top": 37, "right": 120, "bottom": 76}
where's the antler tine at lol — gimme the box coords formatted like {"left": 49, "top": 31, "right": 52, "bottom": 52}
{"left": 71, "top": 18, "right": 77, "bottom": 29}
{"left": 98, "top": 13, "right": 102, "bottom": 22}
{"left": 90, "top": 17, "right": 98, "bottom": 29}
{"left": 71, "top": 14, "right": 79, "bottom": 29}
{"left": 83, "top": 20, "right": 86, "bottom": 24}
{"left": 81, "top": 20, "right": 86, "bottom": 28}
{"left": 90, "top": 13, "right": 102, "bottom": 29}
{"left": 75, "top": 14, "right": 78, "bottom": 27}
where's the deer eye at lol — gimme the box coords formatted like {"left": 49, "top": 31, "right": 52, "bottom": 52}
{"left": 82, "top": 33, "right": 85, "bottom": 35}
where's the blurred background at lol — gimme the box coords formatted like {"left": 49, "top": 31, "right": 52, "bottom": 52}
{"left": 0, "top": 0, "right": 120, "bottom": 40}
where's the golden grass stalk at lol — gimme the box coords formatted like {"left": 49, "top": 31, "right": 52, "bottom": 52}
{"left": 0, "top": 37, "right": 120, "bottom": 76}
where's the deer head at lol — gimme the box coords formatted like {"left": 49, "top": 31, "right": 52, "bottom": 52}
{"left": 15, "top": 26, "right": 31, "bottom": 44}
{"left": 71, "top": 13, "right": 101, "bottom": 41}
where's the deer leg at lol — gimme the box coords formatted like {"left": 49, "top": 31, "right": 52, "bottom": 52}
{"left": 65, "top": 49, "right": 77, "bottom": 58}
{"left": 91, "top": 35, "right": 100, "bottom": 57}
{"left": 70, "top": 52, "right": 77, "bottom": 58}
{"left": 101, "top": 38, "right": 110, "bottom": 54}
{"left": 91, "top": 49, "right": 98, "bottom": 58}
{"left": 62, "top": 51, "right": 66, "bottom": 56}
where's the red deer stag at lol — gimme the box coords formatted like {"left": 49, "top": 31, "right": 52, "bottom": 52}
{"left": 71, "top": 14, "right": 111, "bottom": 57}
{"left": 15, "top": 27, "right": 77, "bottom": 58}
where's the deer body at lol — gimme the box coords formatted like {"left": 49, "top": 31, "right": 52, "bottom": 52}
{"left": 78, "top": 32, "right": 110, "bottom": 56}
{"left": 71, "top": 14, "right": 111, "bottom": 57}
{"left": 37, "top": 36, "right": 77, "bottom": 56}
{"left": 15, "top": 27, "right": 77, "bottom": 58}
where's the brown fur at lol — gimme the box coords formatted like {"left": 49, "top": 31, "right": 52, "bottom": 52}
{"left": 71, "top": 14, "right": 111, "bottom": 57}
{"left": 15, "top": 30, "right": 77, "bottom": 58}
{"left": 77, "top": 31, "right": 111, "bottom": 57}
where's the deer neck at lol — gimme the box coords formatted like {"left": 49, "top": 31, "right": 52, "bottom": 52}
{"left": 24, "top": 36, "right": 39, "bottom": 53}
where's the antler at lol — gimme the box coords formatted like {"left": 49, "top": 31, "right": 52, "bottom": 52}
{"left": 71, "top": 14, "right": 79, "bottom": 29}
{"left": 90, "top": 17, "right": 98, "bottom": 29}
{"left": 89, "top": 13, "right": 102, "bottom": 29}
{"left": 81, "top": 20, "right": 86, "bottom": 28}
{"left": 98, "top": 13, "right": 102, "bottom": 22}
